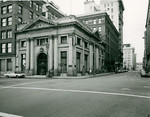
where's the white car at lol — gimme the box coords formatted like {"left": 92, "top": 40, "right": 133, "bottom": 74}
{"left": 4, "top": 72, "right": 26, "bottom": 78}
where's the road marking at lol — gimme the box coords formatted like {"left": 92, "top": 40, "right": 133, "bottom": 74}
{"left": 0, "top": 80, "right": 51, "bottom": 90}
{"left": 8, "top": 86, "right": 150, "bottom": 99}
{"left": 144, "top": 86, "right": 150, "bottom": 88}
{"left": 0, "top": 112, "right": 23, "bottom": 117}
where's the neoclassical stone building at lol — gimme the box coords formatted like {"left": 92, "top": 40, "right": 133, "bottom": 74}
{"left": 16, "top": 15, "right": 105, "bottom": 76}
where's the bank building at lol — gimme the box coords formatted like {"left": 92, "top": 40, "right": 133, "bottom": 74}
{"left": 15, "top": 15, "right": 105, "bottom": 76}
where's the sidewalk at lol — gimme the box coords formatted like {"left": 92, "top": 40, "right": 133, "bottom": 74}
{"left": 0, "top": 72, "right": 115, "bottom": 79}
{"left": 26, "top": 72, "right": 115, "bottom": 79}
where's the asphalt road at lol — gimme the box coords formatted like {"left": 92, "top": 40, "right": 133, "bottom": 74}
{"left": 0, "top": 71, "right": 150, "bottom": 117}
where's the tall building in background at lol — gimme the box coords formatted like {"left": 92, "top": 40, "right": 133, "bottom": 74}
{"left": 84, "top": 0, "right": 100, "bottom": 13}
{"left": 123, "top": 44, "right": 136, "bottom": 70}
{"left": 100, "top": 0, "right": 124, "bottom": 53}
{"left": 143, "top": 0, "right": 150, "bottom": 71}
{"left": 78, "top": 12, "right": 120, "bottom": 72}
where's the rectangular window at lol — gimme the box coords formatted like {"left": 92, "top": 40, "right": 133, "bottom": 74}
{"left": 21, "top": 41, "right": 26, "bottom": 47}
{"left": 76, "top": 52, "right": 81, "bottom": 72}
{"left": 18, "top": 5, "right": 22, "bottom": 14}
{"left": 61, "top": 51, "right": 67, "bottom": 72}
{"left": 2, "top": 6, "right": 7, "bottom": 14}
{"left": 21, "top": 54, "right": 26, "bottom": 71}
{"left": 1, "top": 31, "right": 6, "bottom": 39}
{"left": 84, "top": 54, "right": 88, "bottom": 72}
{"left": 98, "top": 27, "right": 101, "bottom": 32}
{"left": 61, "top": 36, "right": 67, "bottom": 44}
{"left": 2, "top": 18, "right": 6, "bottom": 27}
{"left": 37, "top": 38, "right": 48, "bottom": 46}
{"left": 111, "top": 8, "right": 113, "bottom": 13}
{"left": 7, "top": 43, "right": 12, "bottom": 53}
{"left": 36, "top": 4, "right": 39, "bottom": 11}
{"left": 2, "top": 44, "right": 6, "bottom": 53}
{"left": 84, "top": 41, "right": 88, "bottom": 48}
{"left": 98, "top": 19, "right": 101, "bottom": 24}
{"left": 7, "top": 59, "right": 12, "bottom": 71}
{"left": 30, "top": 1, "right": 33, "bottom": 8}
{"left": 7, "top": 5, "right": 12, "bottom": 13}
{"left": 7, "top": 30, "right": 12, "bottom": 39}
{"left": 77, "top": 37, "right": 81, "bottom": 45}
{"left": 7, "top": 17, "right": 12, "bottom": 26}
{"left": 30, "top": 11, "right": 33, "bottom": 19}
{"left": 93, "top": 19, "right": 96, "bottom": 24}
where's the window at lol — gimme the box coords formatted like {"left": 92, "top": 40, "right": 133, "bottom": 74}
{"left": 111, "top": 2, "right": 113, "bottom": 7}
{"left": 93, "top": 19, "right": 96, "bottom": 24}
{"left": 36, "top": 4, "right": 39, "bottom": 11}
{"left": 93, "top": 27, "right": 96, "bottom": 31}
{"left": 18, "top": 5, "right": 22, "bottom": 14}
{"left": 30, "top": 1, "right": 33, "bottom": 8}
{"left": 18, "top": 17, "right": 22, "bottom": 24}
{"left": 7, "top": 5, "right": 12, "bottom": 13}
{"left": 21, "top": 54, "right": 26, "bottom": 71}
{"left": 7, "top": 59, "right": 12, "bottom": 71}
{"left": 84, "top": 54, "right": 88, "bottom": 72}
{"left": 98, "top": 27, "right": 101, "bottom": 32}
{"left": 37, "top": 38, "right": 48, "bottom": 46}
{"left": 77, "top": 37, "right": 81, "bottom": 45}
{"left": 111, "top": 8, "right": 113, "bottom": 13}
{"left": 61, "top": 51, "right": 67, "bottom": 72}
{"left": 2, "top": 18, "right": 6, "bottom": 27}
{"left": 76, "top": 52, "right": 81, "bottom": 72}
{"left": 60, "top": 36, "right": 67, "bottom": 44}
{"left": 104, "top": 4, "right": 106, "bottom": 7}
{"left": 7, "top": 17, "right": 12, "bottom": 26}
{"left": 30, "top": 11, "right": 33, "bottom": 19}
{"left": 7, "top": 30, "right": 12, "bottom": 39}
{"left": 85, "top": 20, "right": 88, "bottom": 24}
{"left": 21, "top": 41, "right": 26, "bottom": 47}
{"left": 2, "top": 44, "right": 6, "bottom": 53}
{"left": 1, "top": 31, "right": 6, "bottom": 39}
{"left": 1, "top": 6, "right": 7, "bottom": 14}
{"left": 98, "top": 19, "right": 101, "bottom": 24}
{"left": 84, "top": 41, "right": 88, "bottom": 48}
{"left": 7, "top": 43, "right": 12, "bottom": 53}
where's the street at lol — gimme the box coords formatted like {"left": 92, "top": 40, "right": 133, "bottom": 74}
{"left": 0, "top": 71, "right": 150, "bottom": 117}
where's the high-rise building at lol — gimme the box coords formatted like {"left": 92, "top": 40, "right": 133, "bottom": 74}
{"left": 123, "top": 44, "right": 136, "bottom": 70}
{"left": 78, "top": 12, "right": 120, "bottom": 72}
{"left": 100, "top": 0, "right": 124, "bottom": 53}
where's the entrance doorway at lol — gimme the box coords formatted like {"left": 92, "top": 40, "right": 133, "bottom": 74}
{"left": 37, "top": 53, "right": 47, "bottom": 75}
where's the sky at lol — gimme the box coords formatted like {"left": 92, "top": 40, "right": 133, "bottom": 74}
{"left": 51, "top": 0, "right": 148, "bottom": 62}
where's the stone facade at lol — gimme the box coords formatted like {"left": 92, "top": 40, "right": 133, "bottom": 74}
{"left": 16, "top": 16, "right": 105, "bottom": 76}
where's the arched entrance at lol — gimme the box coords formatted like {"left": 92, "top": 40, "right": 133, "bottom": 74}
{"left": 37, "top": 53, "right": 47, "bottom": 75}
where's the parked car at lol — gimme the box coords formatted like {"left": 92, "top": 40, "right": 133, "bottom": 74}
{"left": 140, "top": 69, "right": 150, "bottom": 77}
{"left": 4, "top": 72, "right": 26, "bottom": 78}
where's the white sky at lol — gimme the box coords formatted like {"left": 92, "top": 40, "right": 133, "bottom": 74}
{"left": 51, "top": 0, "right": 148, "bottom": 62}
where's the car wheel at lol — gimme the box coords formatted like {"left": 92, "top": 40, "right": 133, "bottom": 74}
{"left": 6, "top": 75, "right": 9, "bottom": 78}
{"left": 16, "top": 75, "right": 18, "bottom": 78}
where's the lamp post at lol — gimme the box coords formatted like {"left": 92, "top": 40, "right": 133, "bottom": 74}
{"left": 45, "top": 41, "right": 49, "bottom": 77}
